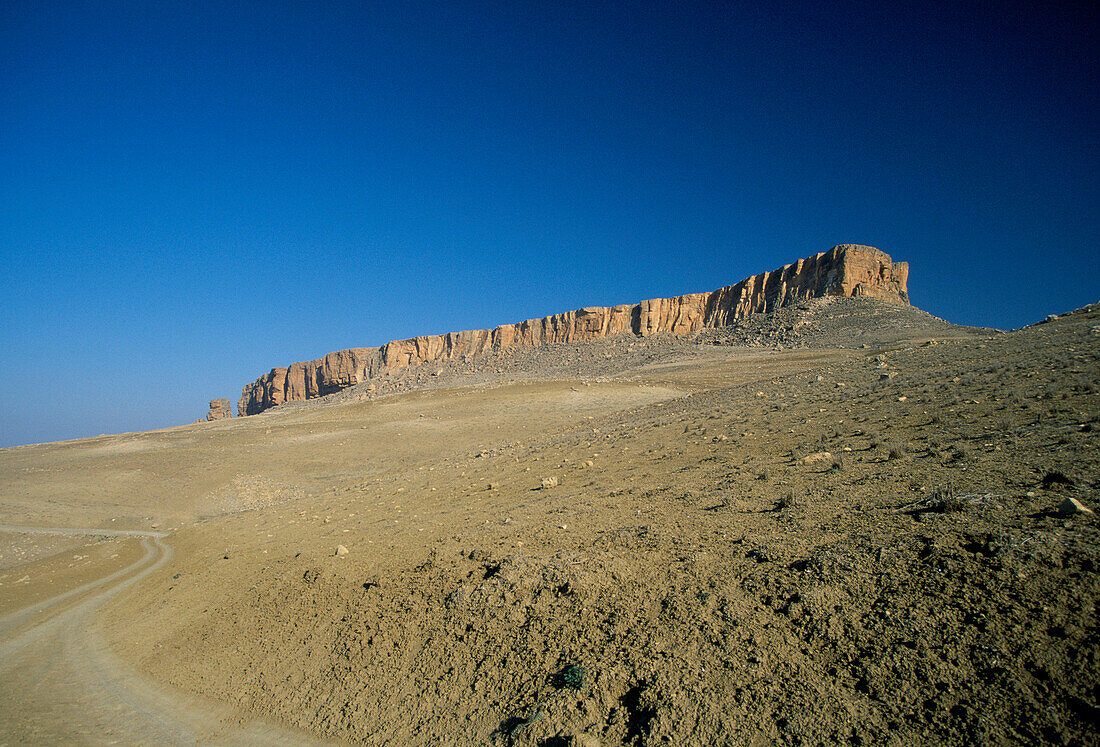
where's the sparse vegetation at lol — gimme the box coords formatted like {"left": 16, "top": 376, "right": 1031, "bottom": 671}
{"left": 556, "top": 663, "right": 585, "bottom": 690}
{"left": 929, "top": 487, "right": 967, "bottom": 513}
{"left": 947, "top": 443, "right": 972, "bottom": 464}
{"left": 775, "top": 490, "right": 797, "bottom": 511}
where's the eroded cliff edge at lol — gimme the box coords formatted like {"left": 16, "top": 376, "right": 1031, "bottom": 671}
{"left": 238, "top": 244, "right": 908, "bottom": 415}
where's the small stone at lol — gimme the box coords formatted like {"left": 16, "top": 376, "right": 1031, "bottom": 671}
{"left": 335, "top": 545, "right": 349, "bottom": 556}
{"left": 801, "top": 451, "right": 833, "bottom": 464}
{"left": 542, "top": 476, "right": 559, "bottom": 489}
{"left": 712, "top": 434, "right": 729, "bottom": 442}
{"left": 1058, "top": 497, "right": 1094, "bottom": 516}
{"left": 487, "top": 482, "right": 500, "bottom": 490}
{"left": 584, "top": 460, "right": 594, "bottom": 467}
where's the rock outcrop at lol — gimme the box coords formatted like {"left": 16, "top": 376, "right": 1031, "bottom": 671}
{"left": 206, "top": 398, "right": 233, "bottom": 421}
{"left": 239, "top": 245, "right": 908, "bottom": 416}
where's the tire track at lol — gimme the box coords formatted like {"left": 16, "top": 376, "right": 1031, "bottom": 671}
{"left": 0, "top": 525, "right": 329, "bottom": 745}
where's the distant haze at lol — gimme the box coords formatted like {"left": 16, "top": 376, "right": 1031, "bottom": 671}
{"left": 1, "top": 2, "right": 1096, "bottom": 447}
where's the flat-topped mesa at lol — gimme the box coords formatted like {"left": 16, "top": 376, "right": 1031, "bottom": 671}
{"left": 238, "top": 244, "right": 908, "bottom": 416}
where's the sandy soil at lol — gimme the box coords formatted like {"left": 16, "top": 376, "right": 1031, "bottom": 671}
{"left": 1, "top": 297, "right": 1096, "bottom": 745}
{"left": 0, "top": 526, "right": 326, "bottom": 744}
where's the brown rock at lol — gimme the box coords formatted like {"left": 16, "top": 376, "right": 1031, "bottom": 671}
{"left": 206, "top": 399, "right": 232, "bottom": 421}
{"left": 1058, "top": 497, "right": 1094, "bottom": 516}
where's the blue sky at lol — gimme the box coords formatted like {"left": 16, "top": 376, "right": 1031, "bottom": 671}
{"left": 2, "top": 1, "right": 1097, "bottom": 447}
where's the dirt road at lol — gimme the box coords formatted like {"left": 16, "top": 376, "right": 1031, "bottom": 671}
{"left": 0, "top": 525, "right": 326, "bottom": 745}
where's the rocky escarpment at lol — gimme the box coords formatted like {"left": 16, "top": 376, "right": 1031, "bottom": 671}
{"left": 238, "top": 244, "right": 908, "bottom": 415}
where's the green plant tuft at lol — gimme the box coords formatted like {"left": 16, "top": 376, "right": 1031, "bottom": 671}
{"left": 559, "top": 663, "right": 586, "bottom": 690}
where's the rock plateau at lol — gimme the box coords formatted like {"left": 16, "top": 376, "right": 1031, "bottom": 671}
{"left": 238, "top": 244, "right": 908, "bottom": 416}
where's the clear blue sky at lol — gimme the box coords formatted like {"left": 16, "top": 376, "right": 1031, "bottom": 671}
{"left": 2, "top": 1, "right": 1097, "bottom": 447}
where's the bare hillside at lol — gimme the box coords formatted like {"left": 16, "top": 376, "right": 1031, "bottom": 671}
{"left": 1, "top": 299, "right": 1096, "bottom": 745}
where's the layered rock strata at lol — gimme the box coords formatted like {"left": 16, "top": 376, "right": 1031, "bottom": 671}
{"left": 239, "top": 245, "right": 908, "bottom": 415}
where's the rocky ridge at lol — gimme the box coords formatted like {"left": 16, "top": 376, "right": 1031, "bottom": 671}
{"left": 238, "top": 244, "right": 908, "bottom": 415}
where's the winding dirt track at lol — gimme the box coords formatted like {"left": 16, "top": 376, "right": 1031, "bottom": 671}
{"left": 0, "top": 526, "right": 327, "bottom": 745}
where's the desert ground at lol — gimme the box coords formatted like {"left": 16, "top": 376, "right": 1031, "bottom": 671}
{"left": 1, "top": 296, "right": 1097, "bottom": 745}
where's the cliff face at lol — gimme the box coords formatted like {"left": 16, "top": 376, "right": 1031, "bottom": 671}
{"left": 238, "top": 245, "right": 908, "bottom": 415}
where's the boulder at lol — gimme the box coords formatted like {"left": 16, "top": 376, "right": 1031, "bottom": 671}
{"left": 1058, "top": 497, "right": 1094, "bottom": 516}
{"left": 206, "top": 399, "right": 232, "bottom": 421}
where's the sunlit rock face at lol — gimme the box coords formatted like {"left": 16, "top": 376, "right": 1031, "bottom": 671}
{"left": 238, "top": 244, "right": 909, "bottom": 416}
